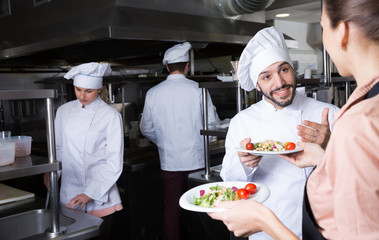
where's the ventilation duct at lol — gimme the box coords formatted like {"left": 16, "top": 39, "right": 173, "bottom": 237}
{"left": 216, "top": 0, "right": 275, "bottom": 16}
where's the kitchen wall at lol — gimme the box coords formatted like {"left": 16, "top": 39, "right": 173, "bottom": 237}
{"left": 274, "top": 20, "right": 323, "bottom": 77}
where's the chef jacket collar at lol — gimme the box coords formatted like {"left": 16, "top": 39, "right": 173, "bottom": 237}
{"left": 75, "top": 96, "right": 101, "bottom": 110}
{"left": 167, "top": 73, "right": 186, "bottom": 80}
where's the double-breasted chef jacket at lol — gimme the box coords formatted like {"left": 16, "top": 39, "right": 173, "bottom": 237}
{"left": 221, "top": 92, "right": 340, "bottom": 240}
{"left": 140, "top": 73, "right": 219, "bottom": 171}
{"left": 55, "top": 96, "right": 124, "bottom": 212}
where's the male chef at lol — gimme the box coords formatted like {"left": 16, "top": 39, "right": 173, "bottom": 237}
{"left": 140, "top": 42, "right": 219, "bottom": 240}
{"left": 220, "top": 27, "right": 340, "bottom": 240}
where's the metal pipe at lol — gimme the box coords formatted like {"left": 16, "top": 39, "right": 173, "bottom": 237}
{"left": 322, "top": 46, "right": 331, "bottom": 84}
{"left": 237, "top": 82, "right": 242, "bottom": 112}
{"left": 190, "top": 49, "right": 195, "bottom": 76}
{"left": 216, "top": 0, "right": 272, "bottom": 16}
{"left": 108, "top": 84, "right": 114, "bottom": 103}
{"left": 202, "top": 88, "right": 211, "bottom": 179}
{"left": 121, "top": 85, "right": 126, "bottom": 132}
{"left": 0, "top": 100, "right": 4, "bottom": 130}
{"left": 321, "top": 0, "right": 331, "bottom": 85}
{"left": 45, "top": 98, "right": 61, "bottom": 235}
{"left": 345, "top": 81, "right": 350, "bottom": 103}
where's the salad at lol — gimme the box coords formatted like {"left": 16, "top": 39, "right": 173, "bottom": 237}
{"left": 255, "top": 140, "right": 285, "bottom": 152}
{"left": 192, "top": 183, "right": 257, "bottom": 208}
{"left": 192, "top": 185, "right": 240, "bottom": 208}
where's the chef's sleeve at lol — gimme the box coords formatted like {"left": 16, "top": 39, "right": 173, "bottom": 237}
{"left": 84, "top": 111, "right": 124, "bottom": 203}
{"left": 139, "top": 93, "right": 157, "bottom": 143}
{"left": 220, "top": 116, "right": 257, "bottom": 181}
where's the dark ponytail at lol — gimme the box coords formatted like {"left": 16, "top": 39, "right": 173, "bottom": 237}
{"left": 324, "top": 0, "right": 379, "bottom": 42}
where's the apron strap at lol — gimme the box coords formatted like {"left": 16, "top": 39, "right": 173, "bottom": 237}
{"left": 365, "top": 81, "right": 379, "bottom": 99}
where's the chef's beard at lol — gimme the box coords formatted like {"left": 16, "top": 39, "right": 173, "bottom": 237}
{"left": 260, "top": 84, "right": 296, "bottom": 108}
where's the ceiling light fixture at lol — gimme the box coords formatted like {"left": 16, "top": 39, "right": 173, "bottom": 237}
{"left": 275, "top": 13, "right": 290, "bottom": 18}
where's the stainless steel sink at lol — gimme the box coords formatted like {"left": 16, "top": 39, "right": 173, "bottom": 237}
{"left": 0, "top": 209, "right": 75, "bottom": 239}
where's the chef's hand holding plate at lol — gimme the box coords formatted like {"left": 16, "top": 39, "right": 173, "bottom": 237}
{"left": 297, "top": 108, "right": 330, "bottom": 149}
{"left": 279, "top": 142, "right": 324, "bottom": 168}
{"left": 208, "top": 199, "right": 277, "bottom": 238}
{"left": 238, "top": 138, "right": 262, "bottom": 168}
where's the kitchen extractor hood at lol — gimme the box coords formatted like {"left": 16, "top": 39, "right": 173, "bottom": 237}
{"left": 0, "top": 0, "right": 278, "bottom": 67}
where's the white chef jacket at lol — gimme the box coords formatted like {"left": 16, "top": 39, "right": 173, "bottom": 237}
{"left": 221, "top": 92, "right": 340, "bottom": 240}
{"left": 140, "top": 74, "right": 219, "bottom": 171}
{"left": 55, "top": 96, "right": 124, "bottom": 212}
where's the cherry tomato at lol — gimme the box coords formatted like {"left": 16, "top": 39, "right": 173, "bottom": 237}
{"left": 245, "top": 183, "right": 257, "bottom": 194}
{"left": 285, "top": 142, "right": 296, "bottom": 150}
{"left": 237, "top": 188, "right": 250, "bottom": 199}
{"left": 246, "top": 142, "right": 254, "bottom": 150}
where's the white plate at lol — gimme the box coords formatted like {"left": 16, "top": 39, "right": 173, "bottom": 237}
{"left": 235, "top": 145, "right": 302, "bottom": 156}
{"left": 179, "top": 181, "right": 270, "bottom": 213}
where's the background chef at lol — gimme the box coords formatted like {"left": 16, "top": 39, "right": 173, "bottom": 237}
{"left": 140, "top": 42, "right": 219, "bottom": 240}
{"left": 220, "top": 27, "right": 340, "bottom": 240}
{"left": 44, "top": 62, "right": 124, "bottom": 240}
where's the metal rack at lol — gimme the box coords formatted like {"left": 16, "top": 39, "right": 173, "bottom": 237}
{"left": 0, "top": 89, "right": 102, "bottom": 239}
{"left": 0, "top": 89, "right": 65, "bottom": 238}
{"left": 199, "top": 81, "right": 243, "bottom": 180}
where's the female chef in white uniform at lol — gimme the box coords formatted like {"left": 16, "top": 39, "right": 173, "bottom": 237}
{"left": 44, "top": 62, "right": 123, "bottom": 240}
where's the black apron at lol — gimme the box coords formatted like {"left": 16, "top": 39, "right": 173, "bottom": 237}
{"left": 302, "top": 81, "right": 379, "bottom": 239}
{"left": 302, "top": 177, "right": 326, "bottom": 240}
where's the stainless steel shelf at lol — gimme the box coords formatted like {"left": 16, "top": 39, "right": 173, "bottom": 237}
{"left": 0, "top": 89, "right": 57, "bottom": 100}
{"left": 0, "top": 155, "right": 61, "bottom": 181}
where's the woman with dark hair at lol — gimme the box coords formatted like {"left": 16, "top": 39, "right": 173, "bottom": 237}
{"left": 208, "top": 0, "right": 379, "bottom": 239}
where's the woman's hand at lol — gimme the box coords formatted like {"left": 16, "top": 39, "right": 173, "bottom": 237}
{"left": 279, "top": 142, "right": 324, "bottom": 168}
{"left": 66, "top": 194, "right": 91, "bottom": 210}
{"left": 238, "top": 138, "right": 263, "bottom": 168}
{"left": 298, "top": 108, "right": 331, "bottom": 149}
{"left": 208, "top": 200, "right": 270, "bottom": 236}
{"left": 208, "top": 200, "right": 299, "bottom": 239}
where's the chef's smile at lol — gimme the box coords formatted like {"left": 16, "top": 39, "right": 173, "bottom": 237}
{"left": 271, "top": 86, "right": 291, "bottom": 98}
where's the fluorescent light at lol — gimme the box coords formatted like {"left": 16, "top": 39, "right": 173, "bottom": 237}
{"left": 275, "top": 13, "right": 290, "bottom": 18}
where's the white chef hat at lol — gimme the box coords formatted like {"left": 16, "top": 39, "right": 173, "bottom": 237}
{"left": 237, "top": 27, "right": 293, "bottom": 91}
{"left": 162, "top": 42, "right": 192, "bottom": 65}
{"left": 64, "top": 62, "right": 112, "bottom": 89}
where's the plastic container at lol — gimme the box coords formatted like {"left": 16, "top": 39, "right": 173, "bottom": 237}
{"left": 0, "top": 136, "right": 32, "bottom": 157}
{"left": 0, "top": 142, "right": 15, "bottom": 166}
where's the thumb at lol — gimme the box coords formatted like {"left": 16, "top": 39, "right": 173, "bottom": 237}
{"left": 321, "top": 108, "right": 330, "bottom": 125}
{"left": 240, "top": 138, "right": 251, "bottom": 145}
{"left": 214, "top": 200, "right": 238, "bottom": 209}
{"left": 297, "top": 141, "right": 305, "bottom": 149}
